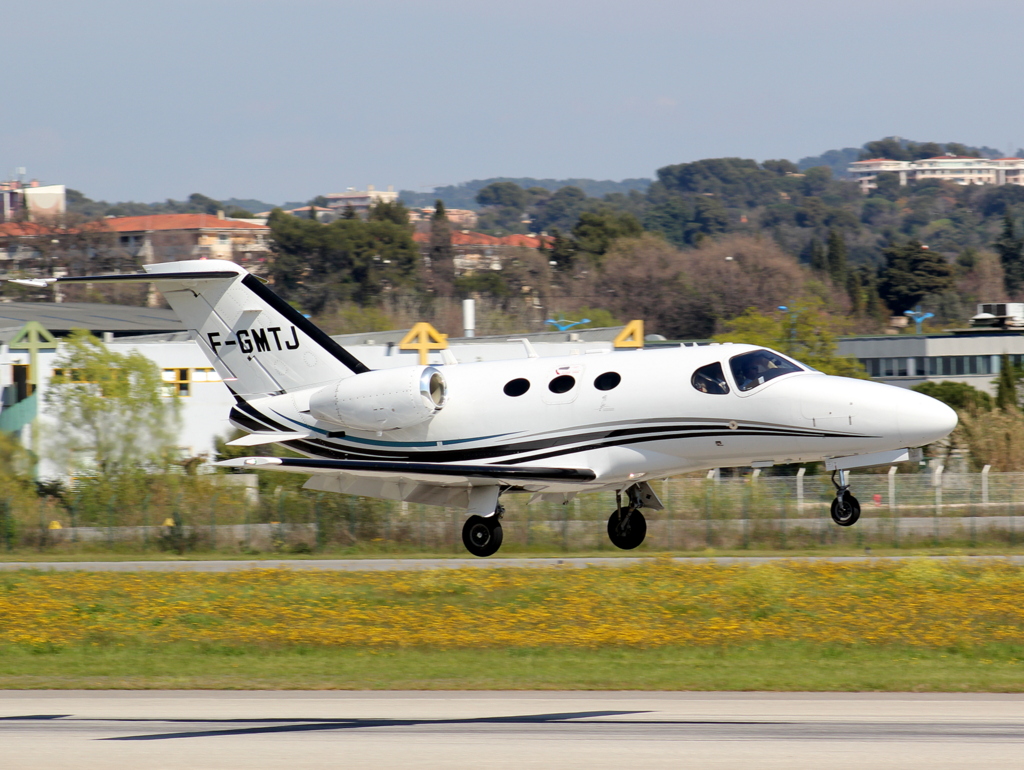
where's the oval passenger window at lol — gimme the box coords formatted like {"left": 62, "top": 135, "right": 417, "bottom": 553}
{"left": 594, "top": 372, "right": 621, "bottom": 391}
{"left": 503, "top": 378, "right": 531, "bottom": 397}
{"left": 548, "top": 375, "right": 576, "bottom": 394}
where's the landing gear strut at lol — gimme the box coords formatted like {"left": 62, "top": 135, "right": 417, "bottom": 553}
{"left": 830, "top": 469, "right": 861, "bottom": 527}
{"left": 607, "top": 486, "right": 647, "bottom": 550}
{"left": 462, "top": 504, "right": 504, "bottom": 557}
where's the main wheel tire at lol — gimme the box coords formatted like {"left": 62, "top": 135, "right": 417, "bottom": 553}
{"left": 607, "top": 508, "right": 647, "bottom": 550}
{"left": 462, "top": 515, "right": 503, "bottom": 557}
{"left": 830, "top": 495, "right": 861, "bottom": 527}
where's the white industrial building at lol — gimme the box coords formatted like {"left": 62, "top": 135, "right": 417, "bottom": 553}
{"left": 848, "top": 155, "right": 1024, "bottom": 192}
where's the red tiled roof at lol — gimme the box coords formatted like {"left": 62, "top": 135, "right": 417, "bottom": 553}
{"left": 102, "top": 214, "right": 268, "bottom": 233}
{"left": 0, "top": 222, "right": 52, "bottom": 237}
{"left": 413, "top": 231, "right": 551, "bottom": 248}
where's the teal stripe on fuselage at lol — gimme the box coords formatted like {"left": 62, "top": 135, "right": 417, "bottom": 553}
{"left": 270, "top": 409, "right": 515, "bottom": 447}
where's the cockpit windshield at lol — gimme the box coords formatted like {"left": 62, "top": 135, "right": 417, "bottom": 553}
{"left": 729, "top": 349, "right": 803, "bottom": 392}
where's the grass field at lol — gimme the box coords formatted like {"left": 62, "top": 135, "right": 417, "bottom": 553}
{"left": 3, "top": 559, "right": 1024, "bottom": 691}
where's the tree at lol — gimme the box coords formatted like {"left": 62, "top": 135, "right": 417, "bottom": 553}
{"left": 713, "top": 298, "right": 868, "bottom": 378}
{"left": 996, "top": 354, "right": 1020, "bottom": 410}
{"left": 877, "top": 241, "right": 955, "bottom": 314}
{"left": 530, "top": 186, "right": 588, "bottom": 233}
{"left": 186, "top": 193, "right": 222, "bottom": 214}
{"left": 806, "top": 238, "right": 827, "bottom": 272}
{"left": 913, "top": 381, "right": 992, "bottom": 412}
{"left": 826, "top": 228, "right": 847, "bottom": 286}
{"left": 43, "top": 331, "right": 181, "bottom": 475}
{"left": 476, "top": 182, "right": 528, "bottom": 210}
{"left": 267, "top": 209, "right": 419, "bottom": 307}
{"left": 429, "top": 199, "right": 455, "bottom": 287}
{"left": 571, "top": 211, "right": 642, "bottom": 260}
{"left": 994, "top": 215, "right": 1024, "bottom": 296}
{"left": 545, "top": 227, "right": 577, "bottom": 270}
{"left": 368, "top": 200, "right": 410, "bottom": 226}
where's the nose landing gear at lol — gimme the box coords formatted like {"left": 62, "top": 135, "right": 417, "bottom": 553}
{"left": 607, "top": 486, "right": 648, "bottom": 550}
{"left": 830, "top": 469, "right": 861, "bottom": 526}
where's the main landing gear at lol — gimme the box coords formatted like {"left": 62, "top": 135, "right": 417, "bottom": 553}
{"left": 462, "top": 504, "right": 504, "bottom": 557}
{"left": 830, "top": 469, "right": 861, "bottom": 527}
{"left": 607, "top": 486, "right": 648, "bottom": 550}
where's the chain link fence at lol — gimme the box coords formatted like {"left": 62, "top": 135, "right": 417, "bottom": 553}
{"left": 2, "top": 468, "right": 1023, "bottom": 554}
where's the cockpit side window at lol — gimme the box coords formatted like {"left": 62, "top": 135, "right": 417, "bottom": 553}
{"left": 691, "top": 362, "right": 730, "bottom": 395}
{"left": 729, "top": 349, "right": 803, "bottom": 392}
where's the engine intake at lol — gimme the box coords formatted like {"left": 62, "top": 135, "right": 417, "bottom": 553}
{"left": 308, "top": 366, "right": 447, "bottom": 431}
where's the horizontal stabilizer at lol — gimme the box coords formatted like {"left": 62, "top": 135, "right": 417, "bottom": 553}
{"left": 215, "top": 456, "right": 597, "bottom": 482}
{"left": 226, "top": 431, "right": 312, "bottom": 447}
{"left": 8, "top": 271, "right": 241, "bottom": 287}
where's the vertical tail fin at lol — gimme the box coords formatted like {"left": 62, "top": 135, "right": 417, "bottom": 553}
{"left": 55, "top": 261, "right": 369, "bottom": 396}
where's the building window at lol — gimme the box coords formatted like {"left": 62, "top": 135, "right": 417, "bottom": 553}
{"left": 162, "top": 368, "right": 190, "bottom": 396}
{"left": 191, "top": 367, "right": 221, "bottom": 383}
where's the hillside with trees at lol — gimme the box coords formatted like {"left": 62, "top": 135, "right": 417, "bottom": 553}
{"left": 31, "top": 136, "right": 1024, "bottom": 340}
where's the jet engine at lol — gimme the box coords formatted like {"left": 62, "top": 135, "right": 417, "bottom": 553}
{"left": 308, "top": 366, "right": 447, "bottom": 431}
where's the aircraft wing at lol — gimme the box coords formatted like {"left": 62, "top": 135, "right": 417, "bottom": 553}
{"left": 215, "top": 456, "right": 596, "bottom": 483}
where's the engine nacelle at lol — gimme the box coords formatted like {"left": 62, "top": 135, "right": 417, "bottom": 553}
{"left": 308, "top": 366, "right": 447, "bottom": 431}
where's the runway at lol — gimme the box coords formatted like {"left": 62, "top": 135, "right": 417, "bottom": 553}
{"left": 3, "top": 691, "right": 1023, "bottom": 769}
{"left": 4, "top": 554, "right": 1024, "bottom": 572}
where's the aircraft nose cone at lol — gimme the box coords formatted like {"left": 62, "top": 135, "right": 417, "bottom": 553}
{"left": 897, "top": 390, "right": 958, "bottom": 447}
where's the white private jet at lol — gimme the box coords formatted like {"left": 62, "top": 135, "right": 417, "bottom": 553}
{"left": 20, "top": 260, "right": 957, "bottom": 556}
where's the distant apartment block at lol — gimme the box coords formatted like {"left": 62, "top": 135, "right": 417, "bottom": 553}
{"left": 324, "top": 185, "right": 398, "bottom": 216}
{"left": 849, "top": 155, "right": 1024, "bottom": 192}
{"left": 104, "top": 213, "right": 271, "bottom": 263}
{"left": 408, "top": 207, "right": 479, "bottom": 228}
{"left": 0, "top": 179, "right": 66, "bottom": 222}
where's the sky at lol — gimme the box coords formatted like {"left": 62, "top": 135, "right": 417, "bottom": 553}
{"left": 5, "top": 0, "right": 1024, "bottom": 203}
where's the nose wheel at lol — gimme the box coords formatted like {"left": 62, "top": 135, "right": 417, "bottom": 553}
{"left": 830, "top": 469, "right": 861, "bottom": 527}
{"left": 607, "top": 487, "right": 648, "bottom": 550}
{"left": 462, "top": 506, "right": 504, "bottom": 557}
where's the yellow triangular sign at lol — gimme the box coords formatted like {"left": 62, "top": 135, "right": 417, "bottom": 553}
{"left": 162, "top": 518, "right": 176, "bottom": 527}
{"left": 613, "top": 320, "right": 644, "bottom": 348}
{"left": 399, "top": 322, "right": 449, "bottom": 365}
{"left": 47, "top": 520, "right": 62, "bottom": 530}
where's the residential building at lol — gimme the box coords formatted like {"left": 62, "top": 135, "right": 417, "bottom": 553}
{"left": 408, "top": 208, "right": 479, "bottom": 228}
{"left": 323, "top": 185, "right": 398, "bottom": 217}
{"left": 849, "top": 155, "right": 1024, "bottom": 193}
{"left": 0, "top": 179, "right": 66, "bottom": 222}
{"left": 411, "top": 230, "right": 551, "bottom": 275}
{"left": 101, "top": 213, "right": 271, "bottom": 264}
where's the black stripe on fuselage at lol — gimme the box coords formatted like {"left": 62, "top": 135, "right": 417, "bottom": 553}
{"left": 228, "top": 407, "right": 272, "bottom": 433}
{"left": 240, "top": 274, "right": 370, "bottom": 375}
{"left": 278, "top": 423, "right": 874, "bottom": 466}
{"left": 232, "top": 397, "right": 293, "bottom": 432}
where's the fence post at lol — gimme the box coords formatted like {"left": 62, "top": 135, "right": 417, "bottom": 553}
{"left": 0, "top": 498, "right": 9, "bottom": 551}
{"left": 704, "top": 469, "right": 718, "bottom": 548}
{"left": 933, "top": 464, "right": 944, "bottom": 546}
{"left": 314, "top": 493, "right": 325, "bottom": 552}
{"left": 663, "top": 479, "right": 672, "bottom": 551}
{"left": 742, "top": 473, "right": 754, "bottom": 550}
{"left": 1011, "top": 476, "right": 1017, "bottom": 547}
{"left": 209, "top": 491, "right": 219, "bottom": 552}
{"left": 888, "top": 465, "right": 899, "bottom": 548}
{"left": 573, "top": 496, "right": 581, "bottom": 551}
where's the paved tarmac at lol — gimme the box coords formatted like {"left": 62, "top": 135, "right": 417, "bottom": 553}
{"left": 2, "top": 691, "right": 1023, "bottom": 769}
{"left": 2, "top": 554, "right": 1024, "bottom": 572}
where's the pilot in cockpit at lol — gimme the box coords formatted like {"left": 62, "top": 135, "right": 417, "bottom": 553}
{"left": 737, "top": 351, "right": 776, "bottom": 391}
